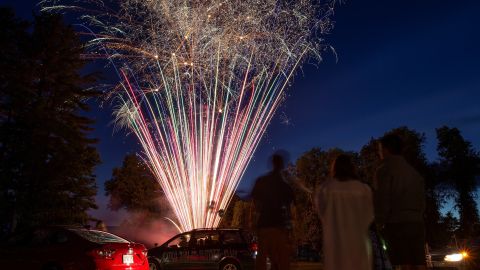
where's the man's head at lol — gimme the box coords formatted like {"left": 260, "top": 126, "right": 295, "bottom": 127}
{"left": 330, "top": 154, "right": 358, "bottom": 181}
{"left": 271, "top": 154, "right": 285, "bottom": 172}
{"left": 269, "top": 150, "right": 290, "bottom": 172}
{"left": 378, "top": 134, "right": 403, "bottom": 159}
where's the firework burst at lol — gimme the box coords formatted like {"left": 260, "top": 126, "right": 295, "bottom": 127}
{"left": 42, "top": 0, "right": 337, "bottom": 231}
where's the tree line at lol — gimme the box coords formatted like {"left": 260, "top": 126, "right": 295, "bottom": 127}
{"left": 220, "top": 126, "right": 480, "bottom": 249}
{"left": 0, "top": 8, "right": 100, "bottom": 235}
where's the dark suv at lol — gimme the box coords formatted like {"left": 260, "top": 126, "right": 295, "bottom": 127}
{"left": 148, "top": 228, "right": 256, "bottom": 270}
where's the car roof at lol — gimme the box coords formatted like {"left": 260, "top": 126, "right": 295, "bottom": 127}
{"left": 17, "top": 225, "right": 123, "bottom": 239}
{"left": 151, "top": 228, "right": 249, "bottom": 249}
{"left": 190, "top": 228, "right": 243, "bottom": 232}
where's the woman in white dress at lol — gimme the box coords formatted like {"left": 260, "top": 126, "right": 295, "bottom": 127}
{"left": 315, "top": 154, "right": 374, "bottom": 270}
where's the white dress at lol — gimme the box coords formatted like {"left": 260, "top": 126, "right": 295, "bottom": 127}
{"left": 315, "top": 179, "right": 374, "bottom": 270}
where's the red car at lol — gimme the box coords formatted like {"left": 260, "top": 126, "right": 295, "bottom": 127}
{"left": 0, "top": 226, "right": 149, "bottom": 270}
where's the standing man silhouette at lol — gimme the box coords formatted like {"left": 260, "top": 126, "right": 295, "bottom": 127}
{"left": 251, "top": 152, "right": 294, "bottom": 270}
{"left": 375, "top": 134, "right": 426, "bottom": 270}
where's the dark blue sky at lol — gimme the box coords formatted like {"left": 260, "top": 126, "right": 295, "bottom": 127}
{"left": 5, "top": 0, "right": 480, "bottom": 224}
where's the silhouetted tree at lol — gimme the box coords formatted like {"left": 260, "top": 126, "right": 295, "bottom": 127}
{"left": 358, "top": 137, "right": 380, "bottom": 185}
{"left": 0, "top": 8, "right": 100, "bottom": 233}
{"left": 105, "top": 154, "right": 164, "bottom": 215}
{"left": 436, "top": 126, "right": 480, "bottom": 238}
{"left": 218, "top": 194, "right": 241, "bottom": 228}
{"left": 231, "top": 199, "right": 255, "bottom": 230}
{"left": 291, "top": 148, "right": 351, "bottom": 249}
{"left": 438, "top": 212, "right": 459, "bottom": 245}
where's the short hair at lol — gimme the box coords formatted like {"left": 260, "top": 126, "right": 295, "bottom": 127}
{"left": 379, "top": 134, "right": 403, "bottom": 155}
{"left": 269, "top": 150, "right": 289, "bottom": 172}
{"left": 331, "top": 154, "right": 358, "bottom": 181}
{"left": 271, "top": 153, "right": 285, "bottom": 171}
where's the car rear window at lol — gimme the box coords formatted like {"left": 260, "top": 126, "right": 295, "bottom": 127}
{"left": 241, "top": 231, "right": 254, "bottom": 243}
{"left": 70, "top": 229, "right": 129, "bottom": 244}
{"left": 222, "top": 231, "right": 244, "bottom": 244}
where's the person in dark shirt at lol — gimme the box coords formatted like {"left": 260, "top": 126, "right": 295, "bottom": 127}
{"left": 251, "top": 152, "right": 294, "bottom": 270}
{"left": 375, "top": 134, "right": 426, "bottom": 270}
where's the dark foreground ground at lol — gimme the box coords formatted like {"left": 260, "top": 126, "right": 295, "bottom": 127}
{"left": 291, "top": 262, "right": 323, "bottom": 270}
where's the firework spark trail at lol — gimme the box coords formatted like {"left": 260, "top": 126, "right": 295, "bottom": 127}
{"left": 42, "top": 0, "right": 337, "bottom": 232}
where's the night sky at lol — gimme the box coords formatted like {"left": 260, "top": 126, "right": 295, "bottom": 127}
{"left": 5, "top": 0, "right": 480, "bottom": 224}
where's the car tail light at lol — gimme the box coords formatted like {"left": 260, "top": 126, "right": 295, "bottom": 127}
{"left": 91, "top": 248, "right": 116, "bottom": 259}
{"left": 250, "top": 242, "right": 258, "bottom": 258}
{"left": 250, "top": 242, "right": 258, "bottom": 252}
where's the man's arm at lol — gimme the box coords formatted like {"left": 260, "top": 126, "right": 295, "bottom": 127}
{"left": 374, "top": 165, "right": 392, "bottom": 227}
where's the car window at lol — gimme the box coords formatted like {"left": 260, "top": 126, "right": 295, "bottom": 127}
{"left": 51, "top": 231, "right": 69, "bottom": 244}
{"left": 222, "top": 231, "right": 244, "bottom": 245}
{"left": 166, "top": 233, "right": 191, "bottom": 249}
{"left": 31, "top": 229, "right": 52, "bottom": 246}
{"left": 241, "top": 231, "right": 253, "bottom": 243}
{"left": 5, "top": 231, "right": 31, "bottom": 247}
{"left": 70, "top": 229, "right": 128, "bottom": 244}
{"left": 192, "top": 231, "right": 220, "bottom": 248}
